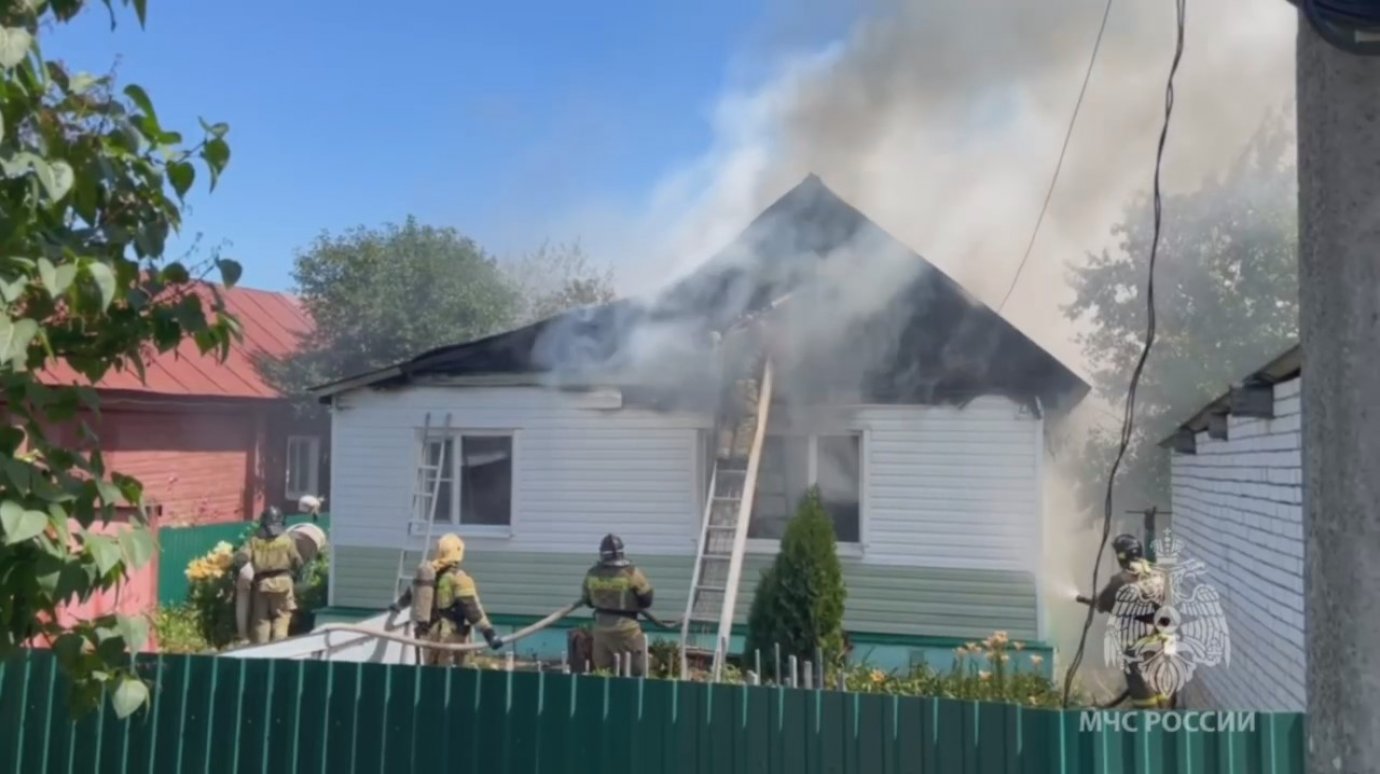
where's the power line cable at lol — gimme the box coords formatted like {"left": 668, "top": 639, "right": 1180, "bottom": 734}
{"left": 1061, "top": 0, "right": 1187, "bottom": 708}
{"left": 996, "top": 0, "right": 1116, "bottom": 314}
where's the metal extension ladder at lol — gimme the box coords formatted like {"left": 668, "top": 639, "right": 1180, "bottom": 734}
{"left": 393, "top": 411, "right": 452, "bottom": 663}
{"left": 681, "top": 352, "right": 774, "bottom": 681}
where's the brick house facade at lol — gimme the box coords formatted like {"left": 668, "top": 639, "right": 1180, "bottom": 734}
{"left": 1163, "top": 345, "right": 1304, "bottom": 712}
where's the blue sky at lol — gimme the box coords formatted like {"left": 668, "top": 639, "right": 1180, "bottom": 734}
{"left": 51, "top": 1, "right": 856, "bottom": 292}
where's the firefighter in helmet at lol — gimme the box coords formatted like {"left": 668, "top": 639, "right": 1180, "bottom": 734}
{"left": 396, "top": 533, "right": 502, "bottom": 666}
{"left": 582, "top": 534, "right": 654, "bottom": 676}
{"left": 1077, "top": 533, "right": 1173, "bottom": 709}
{"left": 234, "top": 507, "right": 304, "bottom": 643}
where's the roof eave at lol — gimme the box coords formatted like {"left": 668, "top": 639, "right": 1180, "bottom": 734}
{"left": 1158, "top": 343, "right": 1301, "bottom": 449}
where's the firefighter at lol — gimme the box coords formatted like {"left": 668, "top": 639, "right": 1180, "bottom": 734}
{"left": 1077, "top": 533, "right": 1173, "bottom": 709}
{"left": 396, "top": 533, "right": 503, "bottom": 666}
{"left": 582, "top": 534, "right": 654, "bottom": 676}
{"left": 234, "top": 507, "right": 304, "bottom": 644}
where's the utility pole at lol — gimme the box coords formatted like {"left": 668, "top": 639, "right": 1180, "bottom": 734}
{"left": 1296, "top": 14, "right": 1380, "bottom": 774}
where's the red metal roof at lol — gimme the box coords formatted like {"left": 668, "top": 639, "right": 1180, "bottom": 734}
{"left": 41, "top": 283, "right": 312, "bottom": 400}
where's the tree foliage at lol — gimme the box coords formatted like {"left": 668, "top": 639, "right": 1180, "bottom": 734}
{"left": 261, "top": 218, "right": 517, "bottom": 396}
{"left": 744, "top": 487, "right": 847, "bottom": 677}
{"left": 1, "top": 0, "right": 239, "bottom": 716}
{"left": 1060, "top": 114, "right": 1298, "bottom": 513}
{"left": 264, "top": 223, "right": 616, "bottom": 398}
{"left": 504, "top": 240, "right": 616, "bottom": 325}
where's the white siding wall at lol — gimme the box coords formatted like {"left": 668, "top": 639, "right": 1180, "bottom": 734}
{"left": 853, "top": 398, "right": 1042, "bottom": 574}
{"left": 329, "top": 387, "right": 1045, "bottom": 634}
{"left": 1170, "top": 376, "right": 1305, "bottom": 712}
{"left": 330, "top": 386, "right": 710, "bottom": 557}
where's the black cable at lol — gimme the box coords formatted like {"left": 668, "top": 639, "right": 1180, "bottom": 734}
{"left": 1061, "top": 0, "right": 1187, "bottom": 708}
{"left": 1296, "top": 0, "right": 1380, "bottom": 56}
{"left": 997, "top": 0, "right": 1116, "bottom": 314}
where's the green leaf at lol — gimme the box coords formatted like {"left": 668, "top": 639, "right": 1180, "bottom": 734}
{"left": 198, "top": 117, "right": 230, "bottom": 138}
{"left": 132, "top": 0, "right": 148, "bottom": 26}
{"left": 86, "top": 533, "right": 122, "bottom": 576}
{"left": 168, "top": 161, "right": 194, "bottom": 200}
{"left": 94, "top": 478, "right": 122, "bottom": 506}
{"left": 115, "top": 614, "right": 149, "bottom": 652}
{"left": 123, "top": 84, "right": 157, "bottom": 122}
{"left": 0, "top": 317, "right": 40, "bottom": 369}
{"left": 0, "top": 27, "right": 32, "bottom": 68}
{"left": 111, "top": 676, "right": 148, "bottom": 719}
{"left": 48, "top": 161, "right": 75, "bottom": 201}
{"left": 86, "top": 262, "right": 117, "bottom": 310}
{"left": 161, "top": 262, "right": 190, "bottom": 284}
{"left": 69, "top": 72, "right": 99, "bottom": 95}
{"left": 1, "top": 501, "right": 49, "bottom": 545}
{"left": 202, "top": 138, "right": 230, "bottom": 190}
{"left": 216, "top": 258, "right": 242, "bottom": 288}
{"left": 38, "top": 258, "right": 78, "bottom": 297}
{"left": 117, "top": 527, "right": 154, "bottom": 570}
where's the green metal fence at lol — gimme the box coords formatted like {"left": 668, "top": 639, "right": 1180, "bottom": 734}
{"left": 157, "top": 516, "right": 330, "bottom": 606}
{"left": 0, "top": 650, "right": 1304, "bottom": 774}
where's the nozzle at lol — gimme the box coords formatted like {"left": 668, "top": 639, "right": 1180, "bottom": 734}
{"left": 1074, "top": 594, "right": 1093, "bottom": 606}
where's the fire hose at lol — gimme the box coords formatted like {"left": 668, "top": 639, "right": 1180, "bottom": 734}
{"left": 315, "top": 602, "right": 681, "bottom": 653}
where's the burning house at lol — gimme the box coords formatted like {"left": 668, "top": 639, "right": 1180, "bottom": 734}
{"left": 311, "top": 176, "right": 1088, "bottom": 668}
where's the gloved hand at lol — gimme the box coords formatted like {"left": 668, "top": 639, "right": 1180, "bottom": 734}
{"left": 387, "top": 602, "right": 401, "bottom": 614}
{"left": 484, "top": 629, "right": 504, "bottom": 650}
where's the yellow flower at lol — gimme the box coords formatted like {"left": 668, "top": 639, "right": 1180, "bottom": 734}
{"left": 964, "top": 641, "right": 979, "bottom": 653}
{"left": 1029, "top": 655, "right": 1044, "bottom": 667}
{"left": 1013, "top": 641, "right": 1025, "bottom": 652}
{"left": 978, "top": 670, "right": 992, "bottom": 681}
{"left": 870, "top": 669, "right": 886, "bottom": 685}
{"left": 953, "top": 648, "right": 966, "bottom": 659}
{"left": 990, "top": 631, "right": 1009, "bottom": 647}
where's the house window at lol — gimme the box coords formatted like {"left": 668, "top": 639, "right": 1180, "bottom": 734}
{"left": 748, "top": 433, "right": 861, "bottom": 544}
{"left": 285, "top": 435, "right": 321, "bottom": 500}
{"left": 420, "top": 433, "right": 514, "bottom": 528}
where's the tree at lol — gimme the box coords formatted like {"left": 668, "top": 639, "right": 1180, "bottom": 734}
{"left": 504, "top": 240, "right": 616, "bottom": 325}
{"left": 744, "top": 487, "right": 847, "bottom": 678}
{"left": 1, "top": 0, "right": 239, "bottom": 716}
{"left": 264, "top": 227, "right": 617, "bottom": 398}
{"left": 1061, "top": 114, "right": 1298, "bottom": 514}
{"left": 262, "top": 218, "right": 519, "bottom": 396}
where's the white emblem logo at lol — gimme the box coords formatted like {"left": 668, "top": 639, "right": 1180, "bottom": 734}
{"left": 1102, "top": 529, "right": 1231, "bottom": 699}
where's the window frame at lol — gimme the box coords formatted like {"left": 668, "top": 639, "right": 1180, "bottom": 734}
{"left": 745, "top": 430, "right": 867, "bottom": 558}
{"left": 284, "top": 435, "right": 322, "bottom": 501}
{"left": 416, "top": 429, "right": 517, "bottom": 538}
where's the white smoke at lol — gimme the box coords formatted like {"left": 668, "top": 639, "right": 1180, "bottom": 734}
{"left": 562, "top": 0, "right": 1296, "bottom": 373}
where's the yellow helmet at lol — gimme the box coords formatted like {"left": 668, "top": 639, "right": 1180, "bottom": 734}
{"left": 432, "top": 533, "right": 465, "bottom": 569}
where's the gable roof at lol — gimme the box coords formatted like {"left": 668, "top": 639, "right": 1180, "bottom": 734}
{"left": 314, "top": 175, "right": 1089, "bottom": 412}
{"left": 41, "top": 283, "right": 310, "bottom": 400}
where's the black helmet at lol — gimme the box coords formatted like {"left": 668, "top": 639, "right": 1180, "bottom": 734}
{"left": 1112, "top": 534, "right": 1143, "bottom": 567}
{"left": 258, "top": 506, "right": 285, "bottom": 538}
{"left": 599, "top": 533, "right": 626, "bottom": 564}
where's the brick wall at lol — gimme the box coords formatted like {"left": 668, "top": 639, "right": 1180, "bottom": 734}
{"left": 1170, "top": 376, "right": 1304, "bottom": 712}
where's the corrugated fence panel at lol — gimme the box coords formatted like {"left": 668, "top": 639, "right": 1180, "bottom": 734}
{"left": 0, "top": 650, "right": 1304, "bottom": 774}
{"left": 157, "top": 516, "right": 331, "bottom": 605}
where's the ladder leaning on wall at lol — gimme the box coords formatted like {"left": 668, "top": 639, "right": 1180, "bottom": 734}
{"left": 392, "top": 411, "right": 452, "bottom": 662}
{"left": 680, "top": 341, "right": 775, "bottom": 682}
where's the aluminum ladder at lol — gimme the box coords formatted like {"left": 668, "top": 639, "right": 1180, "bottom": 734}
{"left": 680, "top": 353, "right": 774, "bottom": 681}
{"left": 393, "top": 411, "right": 452, "bottom": 663}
